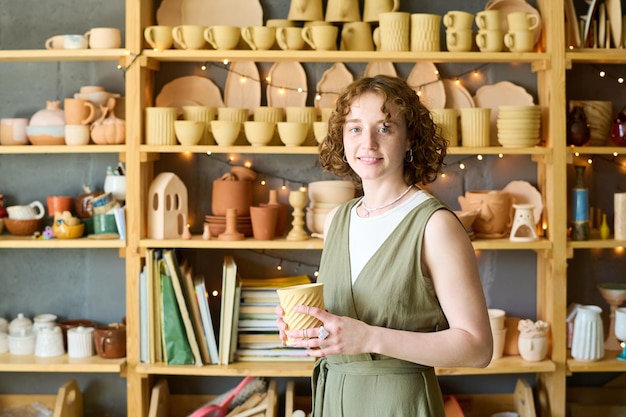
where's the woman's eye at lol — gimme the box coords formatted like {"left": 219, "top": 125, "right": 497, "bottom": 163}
{"left": 349, "top": 127, "right": 361, "bottom": 134}
{"left": 379, "top": 126, "right": 389, "bottom": 134}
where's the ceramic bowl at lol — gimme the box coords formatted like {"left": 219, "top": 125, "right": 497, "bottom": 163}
{"left": 25, "top": 125, "right": 65, "bottom": 145}
{"left": 174, "top": 120, "right": 204, "bottom": 146}
{"left": 312, "top": 121, "right": 328, "bottom": 144}
{"left": 210, "top": 120, "right": 241, "bottom": 146}
{"left": 308, "top": 180, "right": 356, "bottom": 204}
{"left": 244, "top": 121, "right": 275, "bottom": 146}
{"left": 277, "top": 121, "right": 309, "bottom": 146}
{"left": 3, "top": 218, "right": 43, "bottom": 236}
{"left": 52, "top": 221, "right": 85, "bottom": 239}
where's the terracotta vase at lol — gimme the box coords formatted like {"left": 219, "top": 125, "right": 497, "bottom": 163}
{"left": 260, "top": 189, "right": 289, "bottom": 237}
{"left": 211, "top": 174, "right": 253, "bottom": 217}
{"left": 458, "top": 190, "right": 513, "bottom": 238}
{"left": 250, "top": 205, "right": 278, "bottom": 240}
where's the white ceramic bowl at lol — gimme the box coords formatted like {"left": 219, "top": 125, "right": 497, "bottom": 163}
{"left": 244, "top": 121, "right": 275, "bottom": 146}
{"left": 210, "top": 120, "right": 241, "bottom": 146}
{"left": 175, "top": 120, "right": 204, "bottom": 146}
{"left": 277, "top": 121, "right": 309, "bottom": 146}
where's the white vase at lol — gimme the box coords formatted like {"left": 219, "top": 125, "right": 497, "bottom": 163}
{"left": 518, "top": 333, "right": 547, "bottom": 361}
{"left": 571, "top": 305, "right": 604, "bottom": 361}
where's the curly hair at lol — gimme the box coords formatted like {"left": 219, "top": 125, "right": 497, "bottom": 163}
{"left": 318, "top": 75, "right": 448, "bottom": 188}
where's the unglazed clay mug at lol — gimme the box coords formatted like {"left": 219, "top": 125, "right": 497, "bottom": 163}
{"left": 341, "top": 22, "right": 374, "bottom": 51}
{"left": 446, "top": 29, "right": 474, "bottom": 52}
{"left": 276, "top": 27, "right": 306, "bottom": 51}
{"left": 504, "top": 30, "right": 535, "bottom": 52}
{"left": 373, "top": 11, "right": 410, "bottom": 51}
{"left": 172, "top": 25, "right": 207, "bottom": 49}
{"left": 64, "top": 98, "right": 96, "bottom": 125}
{"left": 0, "top": 118, "right": 29, "bottom": 145}
{"left": 144, "top": 25, "right": 174, "bottom": 50}
{"left": 443, "top": 10, "right": 474, "bottom": 30}
{"left": 476, "top": 29, "right": 504, "bottom": 52}
{"left": 241, "top": 26, "right": 276, "bottom": 51}
{"left": 204, "top": 25, "right": 241, "bottom": 50}
{"left": 302, "top": 25, "right": 339, "bottom": 50}
{"left": 363, "top": 0, "right": 400, "bottom": 22}
{"left": 94, "top": 324, "right": 126, "bottom": 359}
{"left": 475, "top": 10, "right": 502, "bottom": 30}
{"left": 85, "top": 27, "right": 122, "bottom": 49}
{"left": 410, "top": 13, "right": 441, "bottom": 52}
{"left": 506, "top": 11, "right": 539, "bottom": 31}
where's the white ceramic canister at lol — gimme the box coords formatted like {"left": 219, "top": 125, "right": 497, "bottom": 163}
{"left": 571, "top": 305, "right": 604, "bottom": 361}
{"left": 8, "top": 313, "right": 32, "bottom": 335}
{"left": 0, "top": 332, "right": 8, "bottom": 354}
{"left": 67, "top": 326, "right": 95, "bottom": 358}
{"left": 34, "top": 326, "right": 64, "bottom": 357}
{"left": 0, "top": 317, "right": 8, "bottom": 333}
{"left": 8, "top": 328, "right": 35, "bottom": 355}
{"left": 33, "top": 313, "right": 58, "bottom": 334}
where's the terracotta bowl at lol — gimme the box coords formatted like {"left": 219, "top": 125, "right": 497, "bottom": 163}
{"left": 3, "top": 218, "right": 44, "bottom": 236}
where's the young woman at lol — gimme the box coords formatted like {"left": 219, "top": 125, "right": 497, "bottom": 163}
{"left": 276, "top": 75, "right": 493, "bottom": 416}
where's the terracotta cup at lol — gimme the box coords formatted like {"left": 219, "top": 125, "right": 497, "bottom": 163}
{"left": 93, "top": 324, "right": 126, "bottom": 359}
{"left": 47, "top": 196, "right": 74, "bottom": 217}
{"left": 0, "top": 118, "right": 29, "bottom": 145}
{"left": 250, "top": 205, "right": 278, "bottom": 240}
{"left": 144, "top": 25, "right": 174, "bottom": 50}
{"left": 64, "top": 98, "right": 96, "bottom": 125}
{"left": 85, "top": 27, "right": 122, "bottom": 49}
{"left": 172, "top": 25, "right": 206, "bottom": 49}
{"left": 277, "top": 283, "right": 325, "bottom": 344}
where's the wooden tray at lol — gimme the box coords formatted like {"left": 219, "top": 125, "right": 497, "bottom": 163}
{"left": 0, "top": 379, "right": 83, "bottom": 417}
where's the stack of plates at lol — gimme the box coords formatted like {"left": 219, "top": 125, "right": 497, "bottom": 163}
{"left": 204, "top": 215, "right": 253, "bottom": 238}
{"left": 496, "top": 105, "right": 541, "bottom": 148}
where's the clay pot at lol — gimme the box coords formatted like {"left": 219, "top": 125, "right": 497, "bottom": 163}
{"left": 250, "top": 205, "right": 278, "bottom": 240}
{"left": 567, "top": 106, "right": 590, "bottom": 146}
{"left": 458, "top": 190, "right": 513, "bottom": 238}
{"left": 211, "top": 174, "right": 253, "bottom": 217}
{"left": 260, "top": 189, "right": 289, "bottom": 237}
{"left": 518, "top": 333, "right": 548, "bottom": 361}
{"left": 93, "top": 324, "right": 126, "bottom": 359}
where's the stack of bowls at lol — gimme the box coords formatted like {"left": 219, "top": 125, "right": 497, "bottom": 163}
{"left": 306, "top": 181, "right": 355, "bottom": 235}
{"left": 496, "top": 105, "right": 541, "bottom": 148}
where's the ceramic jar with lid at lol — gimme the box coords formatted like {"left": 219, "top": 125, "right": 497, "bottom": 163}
{"left": 8, "top": 313, "right": 32, "bottom": 335}
{"left": 8, "top": 328, "right": 35, "bottom": 355}
{"left": 33, "top": 313, "right": 58, "bottom": 335}
{"left": 67, "top": 325, "right": 95, "bottom": 358}
{"left": 34, "top": 326, "right": 64, "bottom": 357}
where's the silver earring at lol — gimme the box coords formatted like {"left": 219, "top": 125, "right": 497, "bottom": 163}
{"left": 405, "top": 149, "right": 414, "bottom": 163}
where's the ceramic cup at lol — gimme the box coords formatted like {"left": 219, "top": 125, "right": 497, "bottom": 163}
{"left": 172, "top": 25, "right": 206, "bottom": 49}
{"left": 302, "top": 25, "right": 339, "bottom": 51}
{"left": 67, "top": 326, "right": 95, "bottom": 358}
{"left": 443, "top": 10, "right": 474, "bottom": 30}
{"left": 182, "top": 105, "right": 216, "bottom": 145}
{"left": 476, "top": 29, "right": 504, "bottom": 52}
{"left": 0, "top": 118, "right": 29, "bottom": 145}
{"left": 287, "top": 0, "right": 323, "bottom": 21}
{"left": 210, "top": 120, "right": 241, "bottom": 146}
{"left": 253, "top": 106, "right": 285, "bottom": 123}
{"left": 504, "top": 30, "right": 535, "bottom": 52}
{"left": 94, "top": 324, "right": 126, "bottom": 359}
{"left": 460, "top": 108, "right": 491, "bottom": 147}
{"left": 93, "top": 213, "right": 118, "bottom": 235}
{"left": 373, "top": 12, "right": 410, "bottom": 51}
{"left": 65, "top": 124, "right": 91, "bottom": 146}
{"left": 277, "top": 121, "right": 310, "bottom": 146}
{"left": 7, "top": 201, "right": 45, "bottom": 220}
{"left": 144, "top": 25, "right": 174, "bottom": 50}
{"left": 104, "top": 175, "right": 127, "bottom": 202}
{"left": 174, "top": 120, "right": 204, "bottom": 146}
{"left": 64, "top": 98, "right": 96, "bottom": 125}
{"left": 46, "top": 196, "right": 74, "bottom": 217}
{"left": 44, "top": 35, "right": 66, "bottom": 49}
{"left": 446, "top": 29, "right": 474, "bottom": 52}
{"left": 492, "top": 327, "right": 507, "bottom": 360}
{"left": 313, "top": 121, "right": 328, "bottom": 144}
{"left": 488, "top": 308, "right": 506, "bottom": 331}
{"left": 145, "top": 107, "right": 177, "bottom": 145}
{"left": 340, "top": 22, "right": 374, "bottom": 51}
{"left": 85, "top": 27, "right": 122, "bottom": 49}
{"left": 34, "top": 326, "right": 64, "bottom": 357}
{"left": 506, "top": 11, "right": 539, "bottom": 31}
{"left": 218, "top": 107, "right": 249, "bottom": 123}
{"left": 265, "top": 19, "right": 296, "bottom": 28}
{"left": 204, "top": 25, "right": 241, "bottom": 50}
{"left": 63, "top": 34, "right": 89, "bottom": 49}
{"left": 277, "top": 283, "right": 325, "bottom": 345}
{"left": 410, "top": 13, "right": 441, "bottom": 52}
{"left": 276, "top": 27, "right": 306, "bottom": 51}
{"left": 475, "top": 10, "right": 502, "bottom": 30}
{"left": 363, "top": 0, "right": 400, "bottom": 22}
{"left": 430, "top": 108, "right": 458, "bottom": 146}
{"left": 250, "top": 205, "right": 278, "bottom": 240}
{"left": 244, "top": 121, "right": 276, "bottom": 146}
{"left": 241, "top": 26, "right": 276, "bottom": 51}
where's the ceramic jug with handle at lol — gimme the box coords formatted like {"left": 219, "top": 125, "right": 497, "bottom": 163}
{"left": 325, "top": 0, "right": 361, "bottom": 22}
{"left": 571, "top": 305, "right": 604, "bottom": 361}
{"left": 363, "top": 0, "right": 400, "bottom": 22}
{"left": 6, "top": 201, "right": 45, "bottom": 220}
{"left": 287, "top": 0, "right": 323, "bottom": 21}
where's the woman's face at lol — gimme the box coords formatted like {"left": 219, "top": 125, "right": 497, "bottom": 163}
{"left": 342, "top": 92, "right": 409, "bottom": 183}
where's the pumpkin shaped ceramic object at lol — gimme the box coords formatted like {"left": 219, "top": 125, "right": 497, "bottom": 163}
{"left": 91, "top": 98, "right": 126, "bottom": 145}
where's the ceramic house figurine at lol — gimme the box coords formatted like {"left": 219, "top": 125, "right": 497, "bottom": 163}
{"left": 147, "top": 172, "right": 188, "bottom": 239}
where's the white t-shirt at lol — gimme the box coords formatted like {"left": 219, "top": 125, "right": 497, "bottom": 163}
{"left": 349, "top": 189, "right": 432, "bottom": 284}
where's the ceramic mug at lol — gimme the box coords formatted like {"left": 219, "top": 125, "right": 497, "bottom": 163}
{"left": 504, "top": 30, "right": 535, "bottom": 52}
{"left": 373, "top": 12, "right": 410, "bottom": 51}
{"left": 145, "top": 107, "right": 177, "bottom": 145}
{"left": 460, "top": 108, "right": 491, "bottom": 146}
{"left": 476, "top": 29, "right": 504, "bottom": 52}
{"left": 64, "top": 98, "right": 96, "bottom": 125}
{"left": 44, "top": 35, "right": 66, "bottom": 49}
{"left": 410, "top": 13, "right": 441, "bottom": 52}
{"left": 172, "top": 25, "right": 206, "bottom": 49}
{"left": 144, "top": 25, "right": 173, "bottom": 50}
{"left": 182, "top": 105, "right": 217, "bottom": 144}
{"left": 93, "top": 213, "right": 119, "bottom": 235}
{"left": 204, "top": 25, "right": 241, "bottom": 50}
{"left": 63, "top": 34, "right": 89, "bottom": 49}
{"left": 266, "top": 19, "right": 296, "bottom": 28}
{"left": 241, "top": 26, "right": 276, "bottom": 51}
{"left": 506, "top": 11, "right": 539, "bottom": 31}
{"left": 340, "top": 22, "right": 374, "bottom": 51}
{"left": 276, "top": 27, "right": 305, "bottom": 51}
{"left": 475, "top": 10, "right": 502, "bottom": 30}
{"left": 0, "top": 118, "right": 29, "bottom": 145}
{"left": 302, "top": 25, "right": 338, "bottom": 50}
{"left": 443, "top": 10, "right": 474, "bottom": 30}
{"left": 85, "top": 27, "right": 122, "bottom": 49}
{"left": 7, "top": 201, "right": 45, "bottom": 220}
{"left": 363, "top": 0, "right": 400, "bottom": 22}
{"left": 446, "top": 29, "right": 474, "bottom": 52}
{"left": 93, "top": 324, "right": 126, "bottom": 359}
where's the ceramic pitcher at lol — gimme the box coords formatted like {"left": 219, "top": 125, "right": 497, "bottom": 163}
{"left": 287, "top": 0, "right": 323, "bottom": 21}
{"left": 571, "top": 305, "right": 604, "bottom": 361}
{"left": 363, "top": 0, "right": 400, "bottom": 22}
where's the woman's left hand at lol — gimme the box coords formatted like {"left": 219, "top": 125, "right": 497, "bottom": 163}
{"left": 287, "top": 305, "right": 372, "bottom": 357}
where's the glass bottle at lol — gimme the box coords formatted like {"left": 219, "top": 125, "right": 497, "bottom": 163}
{"left": 571, "top": 165, "right": 589, "bottom": 240}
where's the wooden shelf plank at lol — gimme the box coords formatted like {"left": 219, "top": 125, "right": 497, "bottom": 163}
{"left": 0, "top": 236, "right": 125, "bottom": 249}
{"left": 567, "top": 146, "right": 626, "bottom": 155}
{"left": 0, "top": 145, "right": 126, "bottom": 154}
{"left": 567, "top": 50, "right": 626, "bottom": 64}
{"left": 0, "top": 49, "right": 129, "bottom": 62}
{"left": 0, "top": 353, "right": 126, "bottom": 373}
{"left": 567, "top": 350, "right": 626, "bottom": 372}
{"left": 568, "top": 239, "right": 626, "bottom": 249}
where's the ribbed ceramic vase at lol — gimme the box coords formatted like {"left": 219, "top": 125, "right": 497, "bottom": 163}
{"left": 571, "top": 305, "right": 604, "bottom": 361}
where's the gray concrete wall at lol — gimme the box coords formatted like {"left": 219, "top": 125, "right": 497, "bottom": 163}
{"left": 3, "top": 0, "right": 620, "bottom": 414}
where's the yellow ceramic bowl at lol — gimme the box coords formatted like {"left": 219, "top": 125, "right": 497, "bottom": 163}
{"left": 53, "top": 221, "right": 85, "bottom": 239}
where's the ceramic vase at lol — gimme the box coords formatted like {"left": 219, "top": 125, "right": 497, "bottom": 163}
{"left": 571, "top": 165, "right": 589, "bottom": 241}
{"left": 567, "top": 106, "right": 590, "bottom": 146}
{"left": 260, "top": 189, "right": 289, "bottom": 237}
{"left": 571, "top": 305, "right": 604, "bottom": 361}
{"left": 518, "top": 333, "right": 548, "bottom": 361}
{"left": 211, "top": 175, "right": 253, "bottom": 217}
{"left": 250, "top": 206, "right": 278, "bottom": 240}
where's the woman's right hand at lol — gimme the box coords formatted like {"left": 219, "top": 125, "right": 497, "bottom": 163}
{"left": 275, "top": 304, "right": 288, "bottom": 346}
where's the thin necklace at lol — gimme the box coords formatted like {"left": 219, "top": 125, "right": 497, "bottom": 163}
{"left": 361, "top": 184, "right": 414, "bottom": 217}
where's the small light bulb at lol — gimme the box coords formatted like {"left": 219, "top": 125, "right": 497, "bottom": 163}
{"left": 477, "top": 154, "right": 483, "bottom": 161}
{"left": 459, "top": 163, "right": 466, "bottom": 170}
{"left": 260, "top": 180, "right": 266, "bottom": 186}
{"left": 200, "top": 64, "right": 207, "bottom": 71}
{"left": 600, "top": 71, "right": 606, "bottom": 77}
{"left": 619, "top": 77, "right": 625, "bottom": 84}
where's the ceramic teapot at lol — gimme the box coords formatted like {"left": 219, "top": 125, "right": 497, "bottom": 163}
{"left": 458, "top": 190, "right": 513, "bottom": 238}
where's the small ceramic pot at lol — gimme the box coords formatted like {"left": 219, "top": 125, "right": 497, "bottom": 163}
{"left": 518, "top": 333, "right": 548, "bottom": 361}
{"left": 94, "top": 324, "right": 126, "bottom": 359}
{"left": 35, "top": 326, "right": 65, "bottom": 357}
{"left": 67, "top": 326, "right": 95, "bottom": 358}
{"left": 8, "top": 328, "right": 35, "bottom": 355}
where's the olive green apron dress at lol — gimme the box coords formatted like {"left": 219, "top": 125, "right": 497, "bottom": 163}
{"left": 312, "top": 196, "right": 450, "bottom": 417}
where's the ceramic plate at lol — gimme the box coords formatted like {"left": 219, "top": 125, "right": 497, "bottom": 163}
{"left": 180, "top": 0, "right": 263, "bottom": 26}
{"left": 582, "top": 0, "right": 600, "bottom": 47}
{"left": 605, "top": 0, "right": 622, "bottom": 47}
{"left": 485, "top": 0, "right": 542, "bottom": 47}
{"left": 473, "top": 81, "right": 534, "bottom": 145}
{"left": 406, "top": 62, "right": 446, "bottom": 110}
{"left": 502, "top": 180, "right": 543, "bottom": 225}
{"left": 156, "top": 76, "right": 225, "bottom": 115}
{"left": 564, "top": 0, "right": 581, "bottom": 47}
{"left": 363, "top": 61, "right": 397, "bottom": 78}
{"left": 316, "top": 63, "right": 353, "bottom": 109}
{"left": 224, "top": 61, "right": 261, "bottom": 113}
{"left": 266, "top": 62, "right": 308, "bottom": 108}
{"left": 443, "top": 79, "right": 475, "bottom": 109}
